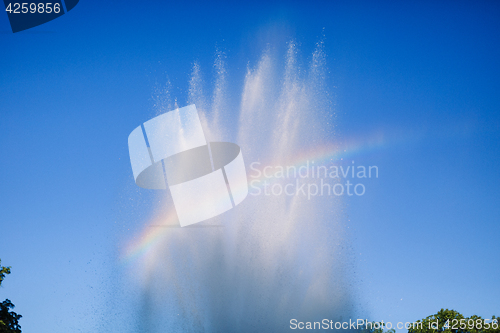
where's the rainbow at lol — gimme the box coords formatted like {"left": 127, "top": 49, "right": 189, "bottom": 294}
{"left": 120, "top": 130, "right": 391, "bottom": 265}
{"left": 121, "top": 120, "right": 476, "bottom": 265}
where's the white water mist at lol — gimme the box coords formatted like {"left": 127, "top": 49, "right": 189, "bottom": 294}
{"left": 131, "top": 41, "right": 355, "bottom": 332}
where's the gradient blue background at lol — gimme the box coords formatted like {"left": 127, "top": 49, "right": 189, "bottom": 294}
{"left": 0, "top": 0, "right": 499, "bottom": 332}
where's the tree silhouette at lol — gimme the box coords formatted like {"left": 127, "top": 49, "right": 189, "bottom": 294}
{"left": 408, "top": 309, "right": 499, "bottom": 333}
{"left": 0, "top": 259, "right": 21, "bottom": 333}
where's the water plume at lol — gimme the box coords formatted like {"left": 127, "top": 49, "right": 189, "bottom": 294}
{"left": 124, "top": 40, "right": 356, "bottom": 332}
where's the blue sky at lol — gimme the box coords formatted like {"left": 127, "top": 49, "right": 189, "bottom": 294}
{"left": 1, "top": 0, "right": 499, "bottom": 332}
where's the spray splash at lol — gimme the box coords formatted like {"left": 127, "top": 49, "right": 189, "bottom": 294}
{"left": 123, "top": 41, "right": 357, "bottom": 332}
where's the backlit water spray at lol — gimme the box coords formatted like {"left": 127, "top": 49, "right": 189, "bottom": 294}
{"left": 122, "top": 41, "right": 357, "bottom": 332}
